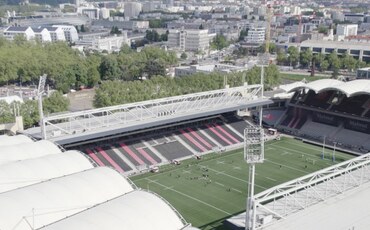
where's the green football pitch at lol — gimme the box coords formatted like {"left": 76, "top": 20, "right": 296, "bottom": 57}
{"left": 131, "top": 137, "right": 354, "bottom": 229}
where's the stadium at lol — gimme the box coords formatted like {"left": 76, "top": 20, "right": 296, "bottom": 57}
{"left": 0, "top": 79, "right": 370, "bottom": 230}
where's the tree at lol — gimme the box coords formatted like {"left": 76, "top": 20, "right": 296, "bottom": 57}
{"left": 0, "top": 101, "right": 14, "bottom": 124}
{"left": 143, "top": 60, "right": 166, "bottom": 79}
{"left": 110, "top": 26, "right": 121, "bottom": 35}
{"left": 149, "top": 19, "right": 166, "bottom": 28}
{"left": 260, "top": 42, "right": 277, "bottom": 54}
{"left": 320, "top": 60, "right": 329, "bottom": 72}
{"left": 276, "top": 49, "right": 287, "bottom": 65}
{"left": 180, "top": 52, "right": 187, "bottom": 60}
{"left": 80, "top": 24, "right": 87, "bottom": 33}
{"left": 239, "top": 29, "right": 248, "bottom": 41}
{"left": 99, "top": 55, "right": 121, "bottom": 81}
{"left": 318, "top": 26, "right": 328, "bottom": 34}
{"left": 300, "top": 49, "right": 313, "bottom": 68}
{"left": 287, "top": 46, "right": 299, "bottom": 67}
{"left": 18, "top": 100, "right": 39, "bottom": 128}
{"left": 43, "top": 91, "right": 70, "bottom": 115}
{"left": 342, "top": 52, "right": 357, "bottom": 71}
{"left": 328, "top": 51, "right": 341, "bottom": 77}
{"left": 211, "top": 34, "right": 229, "bottom": 50}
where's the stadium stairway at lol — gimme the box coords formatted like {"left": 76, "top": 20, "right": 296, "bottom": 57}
{"left": 173, "top": 134, "right": 198, "bottom": 154}
{"left": 179, "top": 129, "right": 208, "bottom": 152}
{"left": 110, "top": 147, "right": 137, "bottom": 171}
{"left": 142, "top": 140, "right": 167, "bottom": 162}
{"left": 199, "top": 129, "right": 222, "bottom": 147}
{"left": 85, "top": 148, "right": 104, "bottom": 166}
{"left": 213, "top": 123, "right": 242, "bottom": 143}
{"left": 117, "top": 143, "right": 145, "bottom": 166}
{"left": 186, "top": 127, "right": 214, "bottom": 149}
{"left": 95, "top": 147, "right": 125, "bottom": 173}
{"left": 205, "top": 124, "right": 233, "bottom": 146}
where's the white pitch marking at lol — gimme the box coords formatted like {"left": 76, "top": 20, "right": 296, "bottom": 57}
{"left": 232, "top": 188, "right": 243, "bottom": 194}
{"left": 146, "top": 179, "right": 231, "bottom": 215}
{"left": 200, "top": 165, "right": 268, "bottom": 190}
{"left": 164, "top": 186, "right": 174, "bottom": 190}
{"left": 215, "top": 182, "right": 225, "bottom": 187}
{"left": 265, "top": 177, "right": 277, "bottom": 182}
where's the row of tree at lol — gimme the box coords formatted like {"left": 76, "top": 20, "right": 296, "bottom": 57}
{"left": 0, "top": 38, "right": 177, "bottom": 93}
{"left": 99, "top": 45, "right": 177, "bottom": 81}
{"left": 277, "top": 47, "right": 369, "bottom": 75}
{"left": 0, "top": 91, "right": 69, "bottom": 129}
{"left": 0, "top": 38, "right": 101, "bottom": 93}
{"left": 94, "top": 65, "right": 281, "bottom": 107}
{"left": 145, "top": 30, "right": 168, "bottom": 42}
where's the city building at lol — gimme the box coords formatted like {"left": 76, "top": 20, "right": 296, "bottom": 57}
{"left": 99, "top": 8, "right": 110, "bottom": 19}
{"left": 300, "top": 40, "right": 370, "bottom": 62}
{"left": 337, "top": 24, "right": 358, "bottom": 37}
{"left": 53, "top": 25, "right": 78, "bottom": 43}
{"left": 245, "top": 26, "right": 265, "bottom": 44}
{"left": 33, "top": 27, "right": 52, "bottom": 42}
{"left": 81, "top": 8, "right": 100, "bottom": 20}
{"left": 168, "top": 29, "right": 210, "bottom": 52}
{"left": 175, "top": 64, "right": 247, "bottom": 77}
{"left": 43, "top": 26, "right": 66, "bottom": 42}
{"left": 142, "top": 1, "right": 156, "bottom": 12}
{"left": 344, "top": 13, "right": 364, "bottom": 23}
{"left": 2, "top": 26, "right": 35, "bottom": 40}
{"left": 357, "top": 67, "right": 370, "bottom": 79}
{"left": 76, "top": 32, "right": 130, "bottom": 53}
{"left": 124, "top": 2, "right": 142, "bottom": 18}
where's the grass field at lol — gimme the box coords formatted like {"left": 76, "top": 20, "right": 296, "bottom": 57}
{"left": 280, "top": 73, "right": 327, "bottom": 82}
{"left": 131, "top": 137, "right": 354, "bottom": 229}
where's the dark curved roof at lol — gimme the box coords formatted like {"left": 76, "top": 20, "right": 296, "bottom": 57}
{"left": 286, "top": 79, "right": 370, "bottom": 97}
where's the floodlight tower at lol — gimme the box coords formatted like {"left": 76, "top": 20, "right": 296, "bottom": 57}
{"left": 37, "top": 74, "right": 47, "bottom": 140}
{"left": 244, "top": 125, "right": 264, "bottom": 230}
{"left": 244, "top": 63, "right": 265, "bottom": 230}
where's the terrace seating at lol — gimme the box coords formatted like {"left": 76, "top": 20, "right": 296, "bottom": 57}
{"left": 299, "top": 120, "right": 339, "bottom": 140}
{"left": 80, "top": 114, "right": 250, "bottom": 172}
{"left": 331, "top": 95, "right": 367, "bottom": 116}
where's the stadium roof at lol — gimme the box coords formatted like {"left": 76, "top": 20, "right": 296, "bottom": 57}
{"left": 264, "top": 182, "right": 370, "bottom": 230}
{"left": 286, "top": 79, "right": 370, "bottom": 97}
{"left": 0, "top": 167, "right": 134, "bottom": 230}
{"left": 0, "top": 140, "right": 61, "bottom": 165}
{"left": 0, "top": 150, "right": 94, "bottom": 193}
{"left": 0, "top": 134, "right": 33, "bottom": 146}
{"left": 41, "top": 190, "right": 188, "bottom": 230}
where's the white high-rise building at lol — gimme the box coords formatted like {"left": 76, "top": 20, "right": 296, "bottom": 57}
{"left": 337, "top": 24, "right": 358, "bottom": 37}
{"left": 124, "top": 2, "right": 142, "bottom": 18}
{"left": 246, "top": 26, "right": 265, "bottom": 44}
{"left": 168, "top": 29, "right": 210, "bottom": 52}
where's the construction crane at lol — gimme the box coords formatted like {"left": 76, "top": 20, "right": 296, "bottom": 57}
{"left": 265, "top": 3, "right": 272, "bottom": 54}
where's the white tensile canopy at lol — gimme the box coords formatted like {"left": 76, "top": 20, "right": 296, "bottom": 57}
{"left": 0, "top": 150, "right": 94, "bottom": 193}
{"left": 0, "top": 167, "right": 134, "bottom": 230}
{"left": 41, "top": 190, "right": 187, "bottom": 230}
